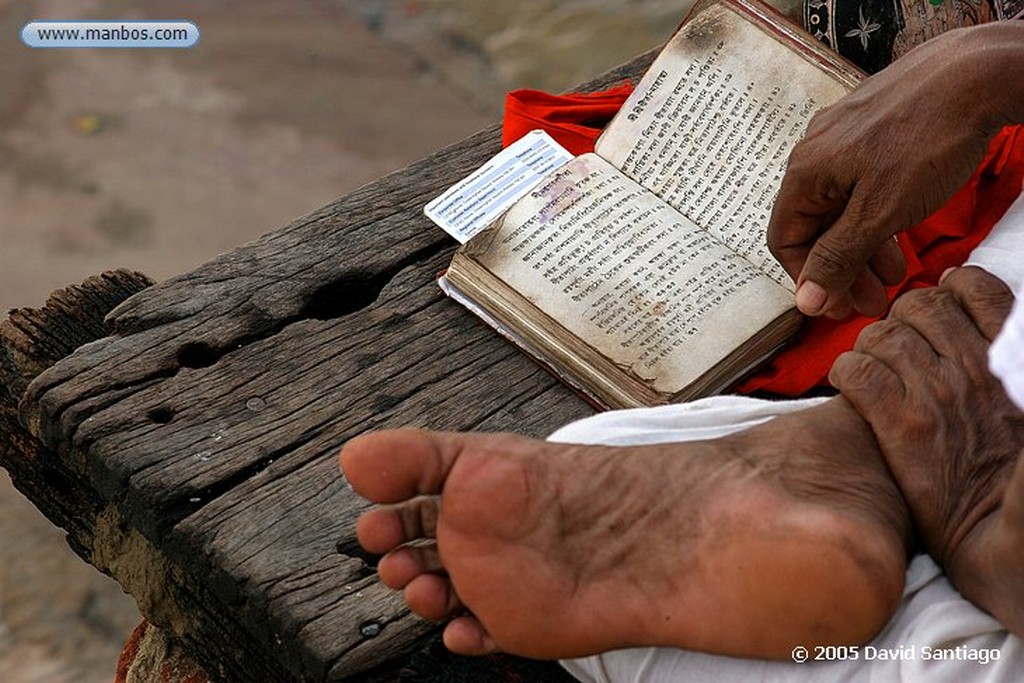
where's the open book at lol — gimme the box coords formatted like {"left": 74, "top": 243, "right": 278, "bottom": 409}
{"left": 434, "top": 0, "right": 863, "bottom": 409}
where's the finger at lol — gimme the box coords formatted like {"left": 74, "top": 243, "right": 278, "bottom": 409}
{"left": 867, "top": 237, "right": 907, "bottom": 287}
{"left": 766, "top": 171, "right": 843, "bottom": 284}
{"left": 443, "top": 615, "right": 500, "bottom": 656}
{"left": 767, "top": 211, "right": 825, "bottom": 285}
{"left": 888, "top": 287, "right": 988, "bottom": 365}
{"left": 822, "top": 291, "right": 853, "bottom": 321}
{"left": 846, "top": 266, "right": 889, "bottom": 319}
{"left": 829, "top": 350, "right": 904, "bottom": 416}
{"left": 795, "top": 197, "right": 899, "bottom": 316}
{"left": 939, "top": 266, "right": 1016, "bottom": 343}
{"left": 377, "top": 543, "right": 443, "bottom": 589}
{"left": 853, "top": 317, "right": 939, "bottom": 361}
{"left": 340, "top": 429, "right": 464, "bottom": 503}
{"left": 355, "top": 497, "right": 438, "bottom": 554}
{"left": 796, "top": 279, "right": 849, "bottom": 319}
{"left": 404, "top": 573, "right": 465, "bottom": 621}
{"left": 835, "top": 321, "right": 937, "bottom": 401}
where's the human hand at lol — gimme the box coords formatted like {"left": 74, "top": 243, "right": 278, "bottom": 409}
{"left": 829, "top": 267, "right": 1024, "bottom": 569}
{"left": 768, "top": 25, "right": 1023, "bottom": 319}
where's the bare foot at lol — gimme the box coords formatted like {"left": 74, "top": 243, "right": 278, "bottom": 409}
{"left": 832, "top": 266, "right": 1024, "bottom": 636}
{"left": 340, "top": 397, "right": 910, "bottom": 660}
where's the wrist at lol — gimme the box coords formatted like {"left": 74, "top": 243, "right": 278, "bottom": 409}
{"left": 953, "top": 23, "right": 1024, "bottom": 133}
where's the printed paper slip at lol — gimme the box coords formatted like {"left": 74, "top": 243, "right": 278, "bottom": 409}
{"left": 425, "top": 130, "right": 574, "bottom": 243}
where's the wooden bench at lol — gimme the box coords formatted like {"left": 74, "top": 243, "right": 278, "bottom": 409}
{"left": 0, "top": 51, "right": 657, "bottom": 682}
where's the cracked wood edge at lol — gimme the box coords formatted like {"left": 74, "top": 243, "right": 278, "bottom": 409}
{"left": 0, "top": 270, "right": 297, "bottom": 680}
{"left": 0, "top": 270, "right": 154, "bottom": 545}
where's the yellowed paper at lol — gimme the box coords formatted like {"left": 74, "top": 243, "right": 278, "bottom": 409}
{"left": 596, "top": 3, "right": 851, "bottom": 289}
{"left": 473, "top": 154, "right": 793, "bottom": 393}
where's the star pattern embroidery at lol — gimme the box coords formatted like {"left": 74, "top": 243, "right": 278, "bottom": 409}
{"left": 844, "top": 5, "right": 881, "bottom": 51}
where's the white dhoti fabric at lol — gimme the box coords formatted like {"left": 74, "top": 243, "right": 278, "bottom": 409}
{"left": 975, "top": 183, "right": 1024, "bottom": 412}
{"left": 554, "top": 186, "right": 1024, "bottom": 683}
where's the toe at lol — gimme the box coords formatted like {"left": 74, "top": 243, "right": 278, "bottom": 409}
{"left": 355, "top": 497, "right": 439, "bottom": 554}
{"left": 340, "top": 429, "right": 462, "bottom": 503}
{"left": 404, "top": 573, "right": 464, "bottom": 620}
{"left": 443, "top": 615, "right": 499, "bottom": 655}
{"left": 378, "top": 543, "right": 443, "bottom": 589}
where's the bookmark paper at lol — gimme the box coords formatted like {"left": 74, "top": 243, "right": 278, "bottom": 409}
{"left": 425, "top": 129, "right": 573, "bottom": 243}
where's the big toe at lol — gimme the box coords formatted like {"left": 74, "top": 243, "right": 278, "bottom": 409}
{"left": 340, "top": 429, "right": 457, "bottom": 503}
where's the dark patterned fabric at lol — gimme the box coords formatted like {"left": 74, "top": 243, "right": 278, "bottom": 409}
{"left": 803, "top": 0, "right": 1018, "bottom": 73}
{"left": 999, "top": 0, "right": 1024, "bottom": 18}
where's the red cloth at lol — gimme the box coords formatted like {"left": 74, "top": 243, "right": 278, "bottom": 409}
{"left": 503, "top": 86, "right": 636, "bottom": 155}
{"left": 502, "top": 87, "right": 1024, "bottom": 397}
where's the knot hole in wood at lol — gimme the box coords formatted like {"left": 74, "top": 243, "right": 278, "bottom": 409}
{"left": 148, "top": 407, "right": 175, "bottom": 424}
{"left": 299, "top": 270, "right": 395, "bottom": 321}
{"left": 177, "top": 341, "right": 220, "bottom": 369}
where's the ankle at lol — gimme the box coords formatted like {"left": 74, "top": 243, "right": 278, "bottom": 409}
{"left": 947, "top": 511, "right": 1024, "bottom": 638}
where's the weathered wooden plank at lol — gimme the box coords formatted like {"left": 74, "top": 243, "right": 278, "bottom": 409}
{"left": 0, "top": 271, "right": 155, "bottom": 397}
{"left": 0, "top": 271, "right": 302, "bottom": 681}
{"left": 0, "top": 271, "right": 154, "bottom": 555}
{"left": 6, "top": 50, "right": 657, "bottom": 681}
{"left": 61, "top": 253, "right": 590, "bottom": 680}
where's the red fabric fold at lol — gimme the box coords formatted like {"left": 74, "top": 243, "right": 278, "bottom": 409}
{"left": 503, "top": 85, "right": 635, "bottom": 155}
{"left": 502, "top": 88, "right": 1024, "bottom": 397}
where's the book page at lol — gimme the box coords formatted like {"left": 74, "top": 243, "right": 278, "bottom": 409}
{"left": 596, "top": 2, "right": 855, "bottom": 289}
{"left": 470, "top": 153, "right": 794, "bottom": 394}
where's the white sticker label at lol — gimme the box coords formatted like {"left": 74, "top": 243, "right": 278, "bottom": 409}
{"left": 424, "top": 129, "right": 574, "bottom": 243}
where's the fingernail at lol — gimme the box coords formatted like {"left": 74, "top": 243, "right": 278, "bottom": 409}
{"left": 940, "top": 267, "right": 957, "bottom": 284}
{"left": 796, "top": 280, "right": 828, "bottom": 315}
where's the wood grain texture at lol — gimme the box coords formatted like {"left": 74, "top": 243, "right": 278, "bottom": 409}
{"left": 0, "top": 270, "right": 153, "bottom": 558}
{"left": 2, "top": 51, "right": 656, "bottom": 681}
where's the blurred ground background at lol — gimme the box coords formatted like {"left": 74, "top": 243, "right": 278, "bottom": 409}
{"left": 0, "top": 1, "right": 687, "bottom": 680}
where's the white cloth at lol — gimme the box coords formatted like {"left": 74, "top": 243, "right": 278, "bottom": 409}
{"left": 970, "top": 186, "right": 1024, "bottom": 410}
{"left": 555, "top": 186, "right": 1024, "bottom": 683}
{"left": 991, "top": 295, "right": 1024, "bottom": 411}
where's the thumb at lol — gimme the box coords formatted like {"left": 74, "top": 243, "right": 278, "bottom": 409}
{"left": 796, "top": 210, "right": 896, "bottom": 316}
